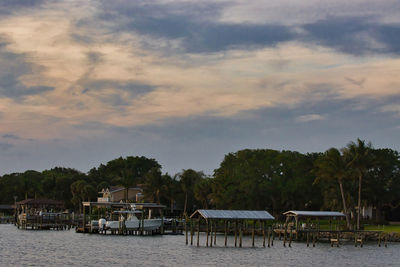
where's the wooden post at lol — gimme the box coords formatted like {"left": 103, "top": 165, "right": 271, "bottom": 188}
{"left": 214, "top": 221, "right": 217, "bottom": 245}
{"left": 82, "top": 204, "right": 86, "bottom": 232}
{"left": 224, "top": 220, "right": 228, "bottom": 247}
{"left": 354, "top": 232, "right": 358, "bottom": 247}
{"left": 384, "top": 234, "right": 388, "bottom": 248}
{"left": 378, "top": 233, "right": 381, "bottom": 247}
{"left": 185, "top": 219, "right": 188, "bottom": 245}
{"left": 210, "top": 220, "right": 213, "bottom": 247}
{"left": 271, "top": 226, "right": 274, "bottom": 247}
{"left": 239, "top": 222, "right": 242, "bottom": 248}
{"left": 263, "top": 221, "right": 266, "bottom": 248}
{"left": 312, "top": 232, "right": 316, "bottom": 247}
{"left": 283, "top": 226, "right": 287, "bottom": 247}
{"left": 197, "top": 218, "right": 200, "bottom": 247}
{"left": 306, "top": 231, "right": 309, "bottom": 247}
{"left": 289, "top": 229, "right": 293, "bottom": 247}
{"left": 268, "top": 226, "right": 271, "bottom": 248}
{"left": 160, "top": 209, "right": 164, "bottom": 235}
{"left": 206, "top": 220, "right": 209, "bottom": 247}
{"left": 234, "top": 220, "right": 238, "bottom": 247}
{"left": 252, "top": 220, "right": 255, "bottom": 247}
{"left": 190, "top": 220, "right": 194, "bottom": 245}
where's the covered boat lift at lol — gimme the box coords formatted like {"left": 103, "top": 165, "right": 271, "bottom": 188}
{"left": 189, "top": 209, "right": 275, "bottom": 248}
{"left": 79, "top": 201, "right": 165, "bottom": 235}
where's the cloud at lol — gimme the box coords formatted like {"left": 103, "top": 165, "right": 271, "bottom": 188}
{"left": 0, "top": 38, "right": 54, "bottom": 99}
{"left": 295, "top": 114, "right": 324, "bottom": 123}
{"left": 2, "top": 133, "right": 21, "bottom": 140}
{"left": 97, "top": 1, "right": 295, "bottom": 53}
{"left": 0, "top": 142, "right": 13, "bottom": 151}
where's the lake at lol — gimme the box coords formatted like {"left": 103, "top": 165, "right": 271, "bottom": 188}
{"left": 0, "top": 224, "right": 399, "bottom": 266}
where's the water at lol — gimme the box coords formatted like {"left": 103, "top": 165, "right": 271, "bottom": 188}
{"left": 0, "top": 224, "right": 399, "bottom": 266}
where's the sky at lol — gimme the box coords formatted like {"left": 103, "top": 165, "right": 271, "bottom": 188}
{"left": 0, "top": 0, "right": 399, "bottom": 176}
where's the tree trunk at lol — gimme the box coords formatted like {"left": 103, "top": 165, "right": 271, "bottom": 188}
{"left": 184, "top": 192, "right": 188, "bottom": 217}
{"left": 357, "top": 173, "right": 362, "bottom": 230}
{"left": 170, "top": 198, "right": 174, "bottom": 214}
{"left": 338, "top": 180, "right": 350, "bottom": 228}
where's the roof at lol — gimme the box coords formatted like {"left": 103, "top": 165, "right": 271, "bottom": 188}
{"left": 108, "top": 187, "right": 142, "bottom": 193}
{"left": 283, "top": 210, "right": 345, "bottom": 217}
{"left": 0, "top": 204, "right": 13, "bottom": 210}
{"left": 16, "top": 199, "right": 63, "bottom": 206}
{"left": 190, "top": 209, "right": 275, "bottom": 220}
{"left": 82, "top": 202, "right": 165, "bottom": 209}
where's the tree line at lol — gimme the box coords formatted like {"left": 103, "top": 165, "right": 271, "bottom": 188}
{"left": 0, "top": 139, "right": 399, "bottom": 224}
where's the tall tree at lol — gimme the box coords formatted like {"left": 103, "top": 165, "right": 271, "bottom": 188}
{"left": 143, "top": 167, "right": 166, "bottom": 204}
{"left": 178, "top": 169, "right": 202, "bottom": 217}
{"left": 314, "top": 148, "right": 351, "bottom": 228}
{"left": 194, "top": 178, "right": 213, "bottom": 209}
{"left": 343, "top": 139, "right": 373, "bottom": 230}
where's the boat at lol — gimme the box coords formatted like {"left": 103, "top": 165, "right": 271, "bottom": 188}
{"left": 100, "top": 210, "right": 162, "bottom": 231}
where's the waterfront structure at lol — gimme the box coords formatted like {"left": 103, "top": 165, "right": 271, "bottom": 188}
{"left": 98, "top": 186, "right": 143, "bottom": 203}
{"left": 78, "top": 201, "right": 166, "bottom": 235}
{"left": 189, "top": 209, "right": 275, "bottom": 248}
{"left": 15, "top": 198, "right": 71, "bottom": 230}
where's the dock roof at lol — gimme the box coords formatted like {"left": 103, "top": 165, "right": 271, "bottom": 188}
{"left": 283, "top": 210, "right": 345, "bottom": 217}
{"left": 190, "top": 209, "right": 275, "bottom": 220}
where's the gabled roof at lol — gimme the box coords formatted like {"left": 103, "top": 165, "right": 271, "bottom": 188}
{"left": 108, "top": 187, "right": 142, "bottom": 193}
{"left": 283, "top": 210, "right": 345, "bottom": 217}
{"left": 190, "top": 209, "right": 275, "bottom": 220}
{"left": 16, "top": 199, "right": 63, "bottom": 206}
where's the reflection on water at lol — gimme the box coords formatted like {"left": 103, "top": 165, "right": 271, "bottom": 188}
{"left": 0, "top": 224, "right": 399, "bottom": 266}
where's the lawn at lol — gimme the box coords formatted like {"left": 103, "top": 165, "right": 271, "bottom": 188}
{"left": 364, "top": 224, "right": 400, "bottom": 233}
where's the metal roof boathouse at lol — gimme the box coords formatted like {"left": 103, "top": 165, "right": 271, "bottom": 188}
{"left": 188, "top": 209, "right": 275, "bottom": 248}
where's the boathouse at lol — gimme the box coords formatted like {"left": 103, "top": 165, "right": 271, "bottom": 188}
{"left": 189, "top": 209, "right": 275, "bottom": 247}
{"left": 15, "top": 198, "right": 70, "bottom": 230}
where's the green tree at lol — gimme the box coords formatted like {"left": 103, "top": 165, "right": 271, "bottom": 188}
{"left": 178, "top": 169, "right": 203, "bottom": 216}
{"left": 194, "top": 178, "right": 213, "bottom": 209}
{"left": 343, "top": 139, "right": 373, "bottom": 230}
{"left": 314, "top": 148, "right": 351, "bottom": 228}
{"left": 143, "top": 167, "right": 166, "bottom": 204}
{"left": 364, "top": 148, "right": 400, "bottom": 222}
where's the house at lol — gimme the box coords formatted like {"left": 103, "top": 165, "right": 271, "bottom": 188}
{"left": 98, "top": 186, "right": 143, "bottom": 203}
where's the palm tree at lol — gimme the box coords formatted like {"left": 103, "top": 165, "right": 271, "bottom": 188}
{"left": 143, "top": 168, "right": 165, "bottom": 204}
{"left": 314, "top": 148, "right": 350, "bottom": 228}
{"left": 194, "top": 178, "right": 213, "bottom": 209}
{"left": 179, "top": 169, "right": 202, "bottom": 217}
{"left": 118, "top": 168, "right": 135, "bottom": 202}
{"left": 343, "top": 139, "right": 373, "bottom": 230}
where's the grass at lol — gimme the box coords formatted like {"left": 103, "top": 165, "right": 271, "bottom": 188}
{"left": 364, "top": 224, "right": 400, "bottom": 233}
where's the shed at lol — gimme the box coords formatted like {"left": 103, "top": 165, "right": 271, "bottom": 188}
{"left": 283, "top": 210, "right": 345, "bottom": 232}
{"left": 189, "top": 209, "right": 275, "bottom": 248}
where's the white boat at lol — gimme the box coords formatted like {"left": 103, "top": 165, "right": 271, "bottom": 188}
{"left": 101, "top": 210, "right": 162, "bottom": 231}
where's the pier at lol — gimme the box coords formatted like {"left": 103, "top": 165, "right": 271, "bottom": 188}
{"left": 76, "top": 201, "right": 173, "bottom": 235}
{"left": 15, "top": 199, "right": 72, "bottom": 230}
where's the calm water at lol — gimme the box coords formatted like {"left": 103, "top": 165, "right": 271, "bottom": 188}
{"left": 0, "top": 224, "right": 399, "bottom": 266}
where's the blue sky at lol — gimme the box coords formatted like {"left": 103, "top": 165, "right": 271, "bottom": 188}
{"left": 0, "top": 0, "right": 399, "bottom": 175}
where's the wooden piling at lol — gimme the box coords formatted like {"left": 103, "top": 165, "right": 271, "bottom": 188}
{"left": 263, "top": 221, "right": 266, "bottom": 248}
{"left": 224, "top": 220, "right": 228, "bottom": 247}
{"left": 312, "top": 232, "right": 316, "bottom": 247}
{"left": 190, "top": 220, "right": 194, "bottom": 245}
{"left": 197, "top": 219, "right": 200, "bottom": 247}
{"left": 306, "top": 232, "right": 309, "bottom": 247}
{"left": 214, "top": 221, "right": 217, "bottom": 245}
{"left": 206, "top": 220, "right": 209, "bottom": 247}
{"left": 283, "top": 227, "right": 287, "bottom": 247}
{"left": 252, "top": 220, "right": 255, "bottom": 247}
{"left": 185, "top": 220, "right": 188, "bottom": 245}
{"left": 289, "top": 229, "right": 293, "bottom": 248}
{"left": 239, "top": 222, "right": 242, "bottom": 248}
{"left": 234, "top": 220, "right": 238, "bottom": 247}
{"left": 210, "top": 220, "right": 213, "bottom": 247}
